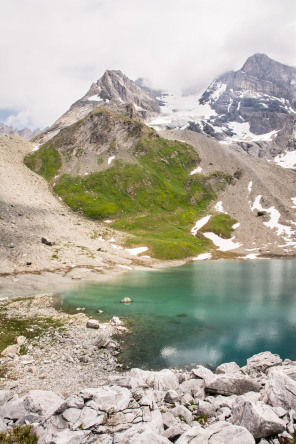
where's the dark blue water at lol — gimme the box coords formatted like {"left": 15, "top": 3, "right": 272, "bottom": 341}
{"left": 60, "top": 259, "right": 296, "bottom": 370}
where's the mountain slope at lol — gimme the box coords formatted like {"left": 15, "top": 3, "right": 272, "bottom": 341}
{"left": 25, "top": 107, "right": 240, "bottom": 260}
{"left": 25, "top": 105, "right": 296, "bottom": 260}
{"left": 0, "top": 134, "right": 161, "bottom": 287}
{"left": 33, "top": 70, "right": 160, "bottom": 145}
{"left": 161, "top": 129, "right": 296, "bottom": 257}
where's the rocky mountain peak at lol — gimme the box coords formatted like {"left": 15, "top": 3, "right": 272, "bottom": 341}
{"left": 83, "top": 69, "right": 160, "bottom": 113}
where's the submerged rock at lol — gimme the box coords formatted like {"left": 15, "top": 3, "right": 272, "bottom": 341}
{"left": 121, "top": 297, "right": 133, "bottom": 303}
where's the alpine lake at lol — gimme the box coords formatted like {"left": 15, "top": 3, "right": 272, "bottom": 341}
{"left": 59, "top": 259, "right": 296, "bottom": 371}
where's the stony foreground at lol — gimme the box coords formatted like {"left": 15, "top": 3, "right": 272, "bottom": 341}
{"left": 1, "top": 351, "right": 296, "bottom": 443}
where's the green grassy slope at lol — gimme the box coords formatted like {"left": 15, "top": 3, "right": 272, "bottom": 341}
{"left": 24, "top": 110, "right": 236, "bottom": 260}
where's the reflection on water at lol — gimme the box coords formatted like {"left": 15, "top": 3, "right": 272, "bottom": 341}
{"left": 61, "top": 259, "right": 296, "bottom": 369}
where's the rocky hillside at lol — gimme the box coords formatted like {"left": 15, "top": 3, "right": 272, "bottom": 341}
{"left": 0, "top": 122, "right": 41, "bottom": 140}
{"left": 33, "top": 70, "right": 160, "bottom": 146}
{"left": 24, "top": 104, "right": 296, "bottom": 262}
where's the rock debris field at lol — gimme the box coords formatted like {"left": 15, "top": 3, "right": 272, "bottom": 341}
{"left": 1, "top": 295, "right": 296, "bottom": 443}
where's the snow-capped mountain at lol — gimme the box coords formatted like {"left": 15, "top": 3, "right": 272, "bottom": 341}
{"left": 34, "top": 70, "right": 160, "bottom": 145}
{"left": 147, "top": 54, "right": 296, "bottom": 168}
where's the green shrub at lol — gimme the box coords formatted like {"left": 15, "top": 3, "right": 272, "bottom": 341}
{"left": 0, "top": 425, "right": 37, "bottom": 444}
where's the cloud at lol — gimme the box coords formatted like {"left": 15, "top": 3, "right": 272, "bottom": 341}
{"left": 1, "top": 0, "right": 296, "bottom": 129}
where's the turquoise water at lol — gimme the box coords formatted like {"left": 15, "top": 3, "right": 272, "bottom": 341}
{"left": 60, "top": 259, "right": 296, "bottom": 370}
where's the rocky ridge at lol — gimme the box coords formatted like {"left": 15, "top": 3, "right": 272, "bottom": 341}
{"left": 0, "top": 123, "right": 41, "bottom": 141}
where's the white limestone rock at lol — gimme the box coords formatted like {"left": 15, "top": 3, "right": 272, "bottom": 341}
{"left": 206, "top": 374, "right": 261, "bottom": 396}
{"left": 247, "top": 352, "right": 282, "bottom": 374}
{"left": 262, "top": 368, "right": 296, "bottom": 410}
{"left": 216, "top": 362, "right": 241, "bottom": 374}
{"left": 231, "top": 398, "right": 286, "bottom": 438}
{"left": 79, "top": 386, "right": 131, "bottom": 414}
{"left": 23, "top": 390, "right": 64, "bottom": 417}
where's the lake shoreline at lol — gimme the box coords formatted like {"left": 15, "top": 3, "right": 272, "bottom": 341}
{"left": 1, "top": 292, "right": 296, "bottom": 442}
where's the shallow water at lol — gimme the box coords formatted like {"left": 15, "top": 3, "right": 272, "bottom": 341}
{"left": 60, "top": 259, "right": 296, "bottom": 369}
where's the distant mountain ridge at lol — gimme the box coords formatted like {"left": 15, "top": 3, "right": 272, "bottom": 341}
{"left": 33, "top": 54, "right": 296, "bottom": 168}
{"left": 0, "top": 123, "right": 41, "bottom": 140}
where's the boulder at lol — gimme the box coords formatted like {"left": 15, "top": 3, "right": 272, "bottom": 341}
{"left": 16, "top": 336, "right": 27, "bottom": 346}
{"left": 215, "top": 362, "right": 240, "bottom": 374}
{"left": 191, "top": 365, "right": 215, "bottom": 385}
{"left": 179, "top": 379, "right": 205, "bottom": 400}
{"left": 110, "top": 316, "right": 122, "bottom": 326}
{"left": 86, "top": 319, "right": 100, "bottom": 329}
{"left": 80, "top": 386, "right": 131, "bottom": 414}
{"left": 206, "top": 374, "right": 261, "bottom": 396}
{"left": 170, "top": 405, "right": 193, "bottom": 424}
{"left": 207, "top": 421, "right": 256, "bottom": 444}
{"left": 176, "top": 422, "right": 255, "bottom": 444}
{"left": 0, "top": 390, "right": 12, "bottom": 406}
{"left": 23, "top": 390, "right": 64, "bottom": 416}
{"left": 262, "top": 368, "right": 296, "bottom": 410}
{"left": 164, "top": 390, "right": 179, "bottom": 404}
{"left": 129, "top": 368, "right": 179, "bottom": 391}
{"left": 1, "top": 344, "right": 20, "bottom": 356}
{"left": 247, "top": 352, "right": 282, "bottom": 374}
{"left": 196, "top": 400, "right": 217, "bottom": 418}
{"left": 0, "top": 398, "right": 28, "bottom": 421}
{"left": 121, "top": 297, "right": 133, "bottom": 303}
{"left": 0, "top": 417, "right": 7, "bottom": 432}
{"left": 231, "top": 398, "right": 286, "bottom": 438}
{"left": 162, "top": 423, "right": 191, "bottom": 440}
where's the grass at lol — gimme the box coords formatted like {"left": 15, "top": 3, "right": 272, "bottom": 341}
{"left": 24, "top": 144, "right": 61, "bottom": 181}
{"left": 200, "top": 214, "right": 237, "bottom": 239}
{"left": 0, "top": 425, "right": 37, "bottom": 444}
{"left": 25, "top": 109, "right": 236, "bottom": 260}
{"left": 0, "top": 307, "right": 63, "bottom": 355}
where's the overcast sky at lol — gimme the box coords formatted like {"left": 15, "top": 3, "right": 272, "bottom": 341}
{"left": 1, "top": 0, "right": 296, "bottom": 130}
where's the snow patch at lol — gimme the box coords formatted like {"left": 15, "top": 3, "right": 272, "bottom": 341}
{"left": 88, "top": 95, "right": 103, "bottom": 102}
{"left": 32, "top": 144, "right": 40, "bottom": 151}
{"left": 134, "top": 104, "right": 145, "bottom": 112}
{"left": 104, "top": 220, "right": 112, "bottom": 224}
{"left": 111, "top": 244, "right": 123, "bottom": 250}
{"left": 192, "top": 253, "right": 212, "bottom": 261}
{"left": 232, "top": 223, "right": 240, "bottom": 229}
{"left": 203, "top": 232, "right": 242, "bottom": 252}
{"left": 215, "top": 201, "right": 226, "bottom": 213}
{"left": 191, "top": 215, "right": 211, "bottom": 236}
{"left": 190, "top": 166, "right": 202, "bottom": 175}
{"left": 274, "top": 151, "right": 296, "bottom": 169}
{"left": 108, "top": 156, "right": 115, "bottom": 165}
{"left": 291, "top": 197, "right": 296, "bottom": 209}
{"left": 240, "top": 253, "right": 261, "bottom": 260}
{"left": 248, "top": 181, "right": 253, "bottom": 195}
{"left": 226, "top": 122, "right": 278, "bottom": 143}
{"left": 251, "top": 195, "right": 295, "bottom": 238}
{"left": 126, "top": 247, "right": 148, "bottom": 256}
{"left": 209, "top": 82, "right": 227, "bottom": 101}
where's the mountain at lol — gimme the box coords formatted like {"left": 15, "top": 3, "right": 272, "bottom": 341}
{"left": 147, "top": 54, "right": 296, "bottom": 168}
{"left": 0, "top": 123, "right": 41, "bottom": 140}
{"left": 197, "top": 54, "right": 296, "bottom": 159}
{"left": 34, "top": 70, "right": 160, "bottom": 145}
{"left": 24, "top": 103, "right": 296, "bottom": 261}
